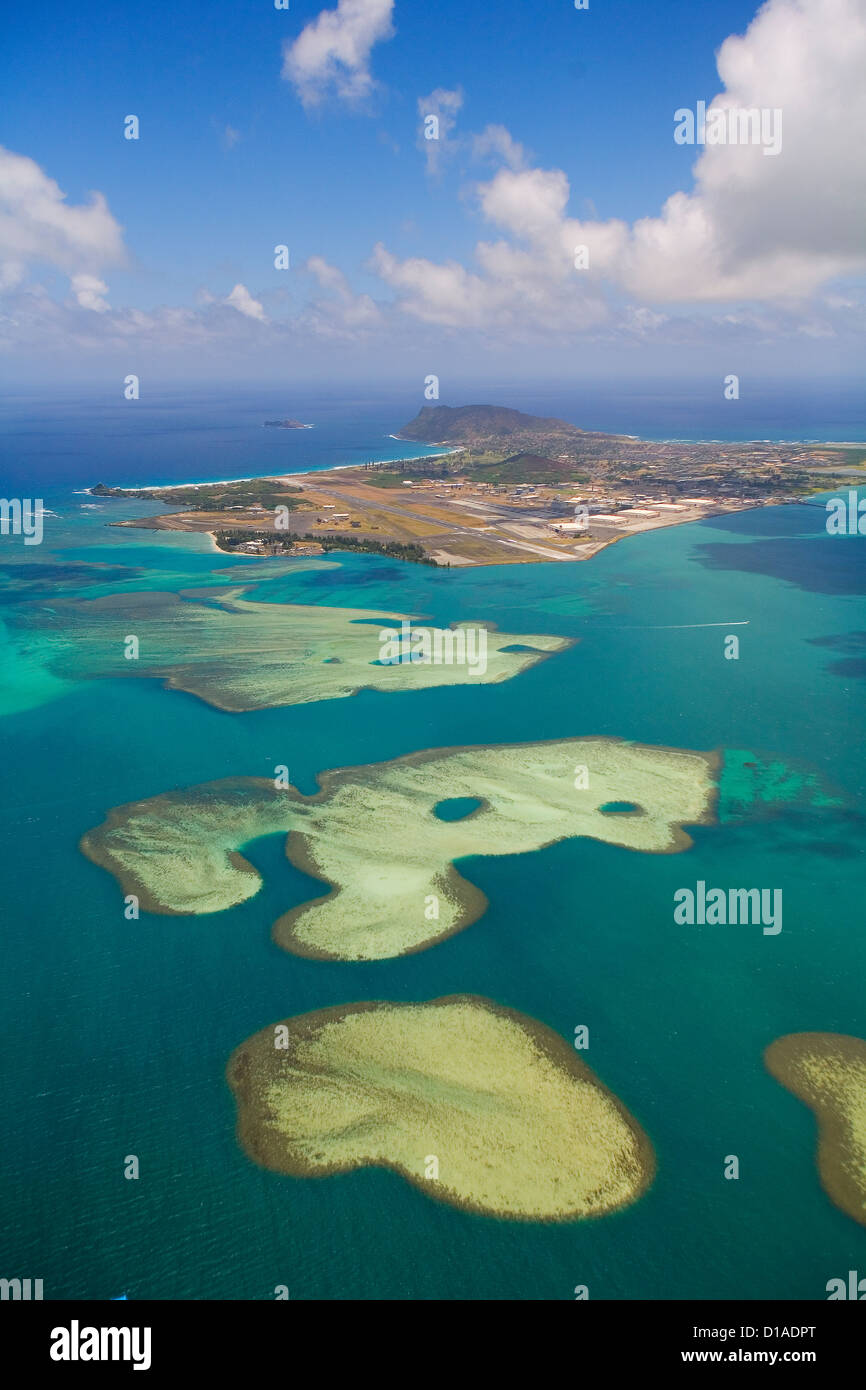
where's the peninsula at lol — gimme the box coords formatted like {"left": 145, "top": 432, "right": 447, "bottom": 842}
{"left": 90, "top": 403, "right": 865, "bottom": 566}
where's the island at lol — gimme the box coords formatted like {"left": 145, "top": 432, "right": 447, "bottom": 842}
{"left": 226, "top": 994, "right": 656, "bottom": 1221}
{"left": 395, "top": 402, "right": 605, "bottom": 447}
{"left": 80, "top": 736, "right": 716, "bottom": 958}
{"left": 263, "top": 419, "right": 312, "bottom": 429}
{"left": 89, "top": 402, "right": 866, "bottom": 566}
{"left": 765, "top": 1032, "right": 866, "bottom": 1227}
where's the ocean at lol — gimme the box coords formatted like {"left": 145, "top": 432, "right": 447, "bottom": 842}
{"left": 0, "top": 388, "right": 864, "bottom": 1299}
{"left": 1, "top": 379, "right": 864, "bottom": 492}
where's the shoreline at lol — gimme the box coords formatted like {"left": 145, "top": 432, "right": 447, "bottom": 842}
{"left": 110, "top": 488, "right": 823, "bottom": 566}
{"left": 390, "top": 432, "right": 864, "bottom": 449}
{"left": 148, "top": 486, "right": 819, "bottom": 564}
{"left": 89, "top": 434, "right": 863, "bottom": 496}
{"left": 91, "top": 446, "right": 464, "bottom": 495}
{"left": 89, "top": 433, "right": 864, "bottom": 568}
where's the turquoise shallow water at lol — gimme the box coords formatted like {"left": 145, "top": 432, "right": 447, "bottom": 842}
{"left": 1, "top": 488, "right": 865, "bottom": 1299}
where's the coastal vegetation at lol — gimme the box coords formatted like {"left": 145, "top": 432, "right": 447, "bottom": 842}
{"left": 309, "top": 534, "right": 437, "bottom": 564}
{"left": 90, "top": 479, "right": 304, "bottom": 512}
{"left": 393, "top": 404, "right": 865, "bottom": 498}
{"left": 213, "top": 528, "right": 296, "bottom": 552}
{"left": 90, "top": 405, "right": 866, "bottom": 571}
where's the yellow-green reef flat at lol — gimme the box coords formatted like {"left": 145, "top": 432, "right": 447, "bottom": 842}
{"left": 82, "top": 780, "right": 291, "bottom": 916}
{"left": 37, "top": 584, "right": 570, "bottom": 711}
{"left": 765, "top": 1033, "right": 866, "bottom": 1227}
{"left": 227, "top": 995, "right": 656, "bottom": 1221}
{"left": 81, "top": 737, "right": 716, "bottom": 957}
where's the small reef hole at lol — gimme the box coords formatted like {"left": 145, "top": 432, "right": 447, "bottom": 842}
{"left": 433, "top": 797, "right": 484, "bottom": 822}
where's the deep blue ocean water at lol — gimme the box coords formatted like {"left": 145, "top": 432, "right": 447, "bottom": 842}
{"left": 1, "top": 379, "right": 863, "bottom": 491}
{"left": 0, "top": 390, "right": 864, "bottom": 1300}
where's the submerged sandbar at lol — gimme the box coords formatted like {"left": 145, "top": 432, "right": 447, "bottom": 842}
{"left": 765, "top": 1032, "right": 866, "bottom": 1227}
{"left": 227, "top": 995, "right": 656, "bottom": 1221}
{"left": 41, "top": 584, "right": 570, "bottom": 711}
{"left": 81, "top": 736, "right": 717, "bottom": 958}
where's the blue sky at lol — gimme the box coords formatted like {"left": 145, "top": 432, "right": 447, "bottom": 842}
{"left": 1, "top": 0, "right": 864, "bottom": 383}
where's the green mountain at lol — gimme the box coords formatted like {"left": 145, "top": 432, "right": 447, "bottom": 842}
{"left": 478, "top": 453, "right": 590, "bottom": 484}
{"left": 396, "top": 404, "right": 587, "bottom": 444}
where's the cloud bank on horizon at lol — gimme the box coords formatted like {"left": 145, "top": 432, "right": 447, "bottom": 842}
{"left": 0, "top": 0, "right": 863, "bottom": 373}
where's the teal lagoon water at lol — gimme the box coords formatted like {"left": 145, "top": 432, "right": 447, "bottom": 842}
{"left": 1, "top": 484, "right": 865, "bottom": 1300}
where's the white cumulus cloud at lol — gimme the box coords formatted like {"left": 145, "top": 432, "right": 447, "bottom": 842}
{"left": 282, "top": 0, "right": 395, "bottom": 108}
{"left": 0, "top": 145, "right": 126, "bottom": 310}
{"left": 372, "top": 0, "right": 866, "bottom": 332}
{"left": 225, "top": 284, "right": 267, "bottom": 321}
{"left": 617, "top": 0, "right": 866, "bottom": 299}
{"left": 70, "top": 274, "right": 111, "bottom": 313}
